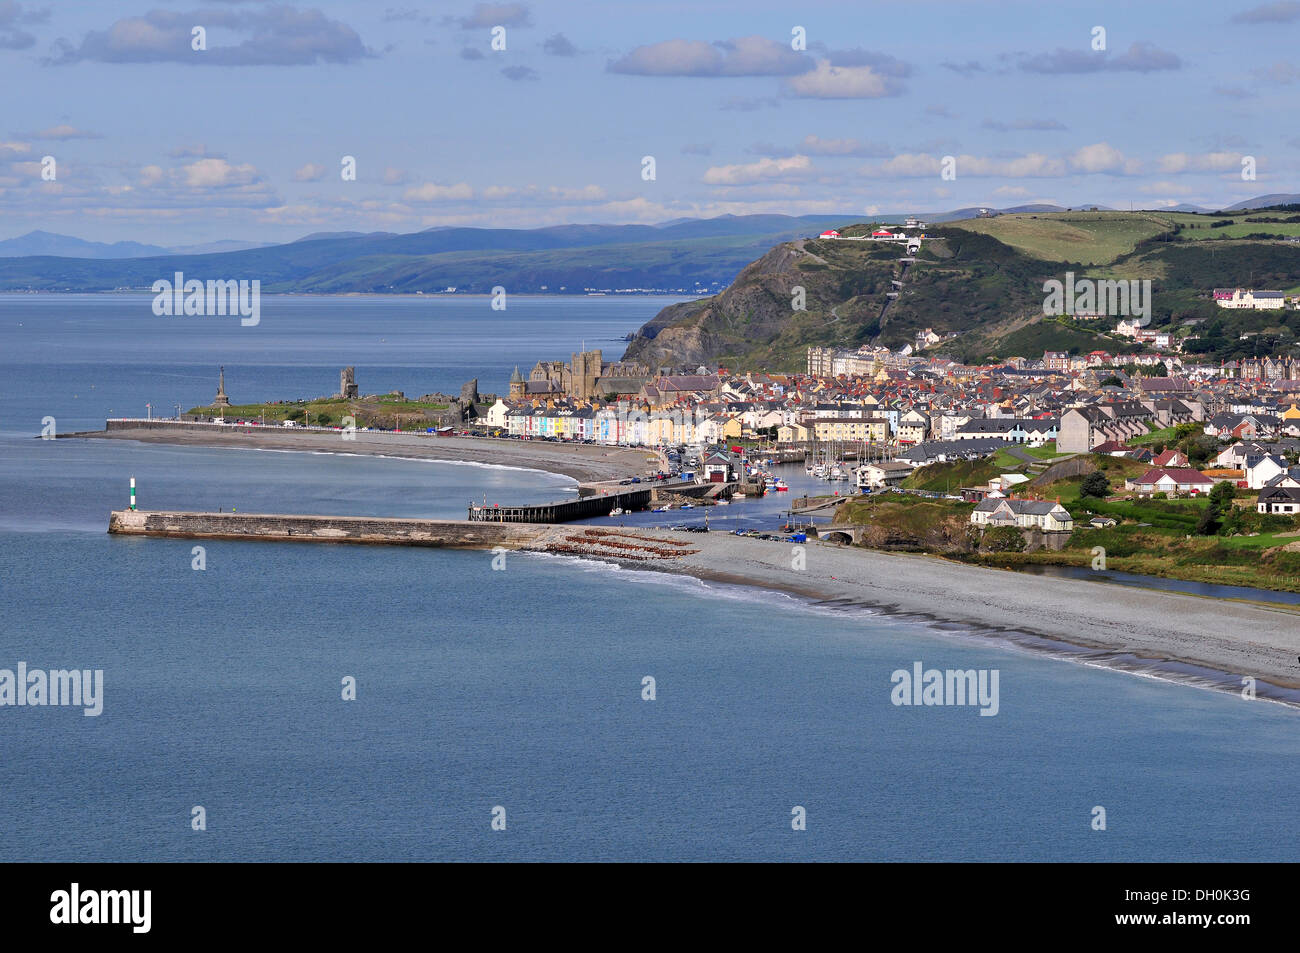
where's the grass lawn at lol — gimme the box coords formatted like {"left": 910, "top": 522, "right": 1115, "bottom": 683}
{"left": 189, "top": 396, "right": 449, "bottom": 427}
{"left": 1128, "top": 425, "right": 1180, "bottom": 447}
{"left": 946, "top": 211, "right": 1181, "bottom": 265}
{"left": 1017, "top": 442, "right": 1068, "bottom": 459}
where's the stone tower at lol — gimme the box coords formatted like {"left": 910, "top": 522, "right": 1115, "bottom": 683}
{"left": 509, "top": 366, "right": 525, "bottom": 399}
{"left": 571, "top": 349, "right": 602, "bottom": 400}
{"left": 460, "top": 378, "right": 479, "bottom": 406}
{"left": 214, "top": 366, "right": 231, "bottom": 408}
{"left": 340, "top": 366, "right": 358, "bottom": 399}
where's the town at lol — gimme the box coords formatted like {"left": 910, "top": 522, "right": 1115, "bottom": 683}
{"left": 431, "top": 340, "right": 1298, "bottom": 583}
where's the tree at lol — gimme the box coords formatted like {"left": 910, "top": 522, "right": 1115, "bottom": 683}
{"left": 1080, "top": 471, "right": 1111, "bottom": 499}
{"left": 1209, "top": 480, "right": 1235, "bottom": 508}
{"left": 1196, "top": 480, "right": 1236, "bottom": 535}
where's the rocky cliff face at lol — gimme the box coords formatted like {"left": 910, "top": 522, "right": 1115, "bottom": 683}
{"left": 623, "top": 238, "right": 887, "bottom": 371}
{"left": 620, "top": 226, "right": 1080, "bottom": 371}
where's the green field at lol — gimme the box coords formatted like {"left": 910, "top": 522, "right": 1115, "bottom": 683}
{"left": 188, "top": 396, "right": 450, "bottom": 428}
{"left": 947, "top": 209, "right": 1300, "bottom": 265}
{"left": 1179, "top": 222, "right": 1300, "bottom": 240}
{"left": 946, "top": 210, "right": 1182, "bottom": 265}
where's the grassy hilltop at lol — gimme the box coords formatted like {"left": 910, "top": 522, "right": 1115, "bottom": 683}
{"left": 624, "top": 208, "right": 1300, "bottom": 370}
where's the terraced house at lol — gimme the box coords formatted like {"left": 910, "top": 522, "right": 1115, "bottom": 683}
{"left": 1058, "top": 401, "right": 1156, "bottom": 453}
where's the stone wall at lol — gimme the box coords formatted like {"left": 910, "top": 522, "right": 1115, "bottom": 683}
{"left": 109, "top": 510, "right": 546, "bottom": 549}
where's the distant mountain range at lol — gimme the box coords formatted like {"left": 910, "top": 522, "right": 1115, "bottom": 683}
{"left": 0, "top": 230, "right": 270, "bottom": 260}
{"left": 1222, "top": 193, "right": 1300, "bottom": 210}
{"left": 0, "top": 195, "right": 1294, "bottom": 294}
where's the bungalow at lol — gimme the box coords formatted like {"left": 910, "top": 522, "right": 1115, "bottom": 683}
{"left": 1256, "top": 484, "right": 1300, "bottom": 515}
{"left": 1128, "top": 466, "right": 1216, "bottom": 497}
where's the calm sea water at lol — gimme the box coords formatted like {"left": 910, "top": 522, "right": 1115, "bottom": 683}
{"left": 1, "top": 295, "right": 1298, "bottom": 862}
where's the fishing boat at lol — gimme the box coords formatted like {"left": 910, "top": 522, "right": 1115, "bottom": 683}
{"left": 772, "top": 478, "right": 789, "bottom": 491}
{"left": 680, "top": 502, "right": 695, "bottom": 509}
{"left": 609, "top": 507, "right": 624, "bottom": 516}
{"left": 651, "top": 505, "right": 669, "bottom": 513}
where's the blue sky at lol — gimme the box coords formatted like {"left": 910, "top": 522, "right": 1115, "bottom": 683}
{"left": 0, "top": 0, "right": 1296, "bottom": 244}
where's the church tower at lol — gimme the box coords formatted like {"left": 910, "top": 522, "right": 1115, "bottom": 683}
{"left": 509, "top": 366, "right": 525, "bottom": 399}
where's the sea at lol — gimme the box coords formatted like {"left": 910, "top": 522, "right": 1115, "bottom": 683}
{"left": 1, "top": 293, "right": 1298, "bottom": 862}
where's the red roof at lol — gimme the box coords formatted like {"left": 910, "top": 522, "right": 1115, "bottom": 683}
{"left": 1134, "top": 467, "right": 1214, "bottom": 486}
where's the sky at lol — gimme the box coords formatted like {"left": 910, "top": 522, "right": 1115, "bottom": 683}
{"left": 0, "top": 0, "right": 1296, "bottom": 245}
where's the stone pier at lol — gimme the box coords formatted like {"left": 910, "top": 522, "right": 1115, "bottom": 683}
{"left": 109, "top": 509, "right": 547, "bottom": 549}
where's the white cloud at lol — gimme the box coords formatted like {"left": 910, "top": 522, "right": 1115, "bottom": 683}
{"left": 403, "top": 182, "right": 475, "bottom": 201}
{"left": 181, "top": 158, "right": 260, "bottom": 188}
{"left": 1157, "top": 152, "right": 1241, "bottom": 173}
{"left": 1069, "top": 142, "right": 1140, "bottom": 175}
{"left": 702, "top": 155, "right": 813, "bottom": 185}
{"left": 784, "top": 59, "right": 905, "bottom": 98}
{"left": 608, "top": 35, "right": 809, "bottom": 77}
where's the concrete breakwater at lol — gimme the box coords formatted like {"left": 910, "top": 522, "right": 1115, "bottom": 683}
{"left": 108, "top": 509, "right": 547, "bottom": 549}
{"left": 106, "top": 509, "right": 705, "bottom": 565}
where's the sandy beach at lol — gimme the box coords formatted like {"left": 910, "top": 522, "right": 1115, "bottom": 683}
{"left": 529, "top": 525, "right": 1300, "bottom": 695}
{"left": 81, "top": 425, "right": 659, "bottom": 483}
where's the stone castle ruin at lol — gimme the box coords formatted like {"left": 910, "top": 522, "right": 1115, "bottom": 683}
{"left": 338, "top": 366, "right": 358, "bottom": 399}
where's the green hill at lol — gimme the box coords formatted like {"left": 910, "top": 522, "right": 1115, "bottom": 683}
{"left": 624, "top": 209, "right": 1300, "bottom": 371}
{"left": 0, "top": 215, "right": 863, "bottom": 295}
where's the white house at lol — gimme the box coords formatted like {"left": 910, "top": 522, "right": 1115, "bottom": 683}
{"left": 970, "top": 498, "right": 1074, "bottom": 532}
{"left": 1245, "top": 454, "right": 1289, "bottom": 490}
{"left": 483, "top": 399, "right": 513, "bottom": 429}
{"left": 855, "top": 460, "right": 914, "bottom": 490}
